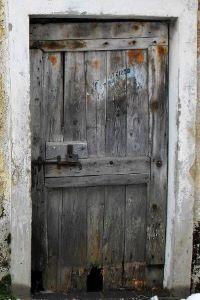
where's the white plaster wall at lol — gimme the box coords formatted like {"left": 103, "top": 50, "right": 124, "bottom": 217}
{"left": 7, "top": 0, "right": 198, "bottom": 297}
{"left": 0, "top": 0, "right": 10, "bottom": 282}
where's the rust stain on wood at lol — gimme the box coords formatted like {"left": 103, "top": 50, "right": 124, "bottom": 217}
{"left": 131, "top": 279, "right": 147, "bottom": 290}
{"left": 131, "top": 24, "right": 140, "bottom": 31}
{"left": 48, "top": 55, "right": 57, "bottom": 66}
{"left": 91, "top": 59, "right": 100, "bottom": 70}
{"left": 157, "top": 45, "right": 168, "bottom": 58}
{"left": 150, "top": 100, "right": 159, "bottom": 112}
{"left": 127, "top": 49, "right": 144, "bottom": 65}
{"left": 43, "top": 40, "right": 87, "bottom": 50}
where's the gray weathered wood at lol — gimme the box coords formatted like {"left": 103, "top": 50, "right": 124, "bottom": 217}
{"left": 106, "top": 50, "right": 127, "bottom": 157}
{"left": 123, "top": 185, "right": 147, "bottom": 289}
{"left": 31, "top": 21, "right": 169, "bottom": 292}
{"left": 64, "top": 52, "right": 86, "bottom": 141}
{"left": 103, "top": 186, "right": 126, "bottom": 289}
{"left": 46, "top": 141, "right": 88, "bottom": 160}
{"left": 30, "top": 49, "right": 47, "bottom": 273}
{"left": 60, "top": 188, "right": 87, "bottom": 291}
{"left": 45, "top": 156, "right": 150, "bottom": 178}
{"left": 85, "top": 51, "right": 107, "bottom": 157}
{"left": 45, "top": 173, "right": 149, "bottom": 188}
{"left": 146, "top": 46, "right": 168, "bottom": 265}
{"left": 126, "top": 49, "right": 149, "bottom": 156}
{"left": 87, "top": 187, "right": 104, "bottom": 267}
{"left": 30, "top": 37, "right": 167, "bottom": 52}
{"left": 43, "top": 52, "right": 64, "bottom": 142}
{"left": 30, "top": 21, "right": 168, "bottom": 41}
{"left": 44, "top": 189, "right": 62, "bottom": 291}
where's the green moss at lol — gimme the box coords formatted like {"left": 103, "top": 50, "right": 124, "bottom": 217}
{"left": 0, "top": 274, "right": 16, "bottom": 300}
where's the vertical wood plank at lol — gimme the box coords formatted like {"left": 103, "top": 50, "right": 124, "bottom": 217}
{"left": 124, "top": 184, "right": 147, "bottom": 289}
{"left": 64, "top": 52, "right": 86, "bottom": 141}
{"left": 146, "top": 46, "right": 168, "bottom": 265}
{"left": 87, "top": 187, "right": 104, "bottom": 268}
{"left": 85, "top": 52, "right": 107, "bottom": 156}
{"left": 43, "top": 52, "right": 64, "bottom": 142}
{"left": 44, "top": 189, "right": 62, "bottom": 291}
{"left": 60, "top": 187, "right": 87, "bottom": 292}
{"left": 30, "top": 49, "right": 46, "bottom": 274}
{"left": 103, "top": 186, "right": 125, "bottom": 289}
{"left": 43, "top": 52, "right": 64, "bottom": 290}
{"left": 106, "top": 50, "right": 127, "bottom": 157}
{"left": 126, "top": 50, "right": 149, "bottom": 156}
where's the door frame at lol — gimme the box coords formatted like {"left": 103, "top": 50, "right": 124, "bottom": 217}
{"left": 7, "top": 0, "right": 197, "bottom": 297}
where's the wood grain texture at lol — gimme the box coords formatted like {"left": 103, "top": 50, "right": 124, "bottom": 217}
{"left": 60, "top": 188, "right": 87, "bottom": 291}
{"left": 106, "top": 50, "right": 127, "bottom": 157}
{"left": 64, "top": 52, "right": 86, "bottom": 141}
{"left": 30, "top": 21, "right": 168, "bottom": 41}
{"left": 30, "top": 49, "right": 46, "bottom": 273}
{"left": 44, "top": 189, "right": 62, "bottom": 291}
{"left": 31, "top": 21, "right": 169, "bottom": 292}
{"left": 45, "top": 173, "right": 149, "bottom": 188}
{"left": 126, "top": 49, "right": 149, "bottom": 156}
{"left": 85, "top": 51, "right": 107, "bottom": 157}
{"left": 43, "top": 52, "right": 63, "bottom": 142}
{"left": 87, "top": 187, "right": 104, "bottom": 267}
{"left": 103, "top": 186, "right": 126, "bottom": 289}
{"left": 46, "top": 141, "right": 88, "bottom": 160}
{"left": 123, "top": 185, "right": 147, "bottom": 289}
{"left": 30, "top": 37, "right": 167, "bottom": 52}
{"left": 45, "top": 156, "right": 150, "bottom": 178}
{"left": 146, "top": 46, "right": 168, "bottom": 265}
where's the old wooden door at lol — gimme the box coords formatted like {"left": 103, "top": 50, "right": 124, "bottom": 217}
{"left": 30, "top": 21, "right": 168, "bottom": 293}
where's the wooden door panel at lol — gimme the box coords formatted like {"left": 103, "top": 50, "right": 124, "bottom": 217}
{"left": 30, "top": 21, "right": 168, "bottom": 293}
{"left": 85, "top": 51, "right": 107, "bottom": 157}
{"left": 64, "top": 52, "right": 86, "bottom": 141}
{"left": 126, "top": 50, "right": 149, "bottom": 156}
{"left": 106, "top": 50, "right": 127, "bottom": 157}
{"left": 146, "top": 46, "right": 168, "bottom": 265}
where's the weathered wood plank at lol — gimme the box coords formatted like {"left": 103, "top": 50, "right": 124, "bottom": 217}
{"left": 45, "top": 156, "right": 150, "bottom": 178}
{"left": 85, "top": 51, "right": 107, "bottom": 157}
{"left": 30, "top": 49, "right": 46, "bottom": 273}
{"left": 42, "top": 52, "right": 64, "bottom": 291}
{"left": 103, "top": 186, "right": 126, "bottom": 289}
{"left": 64, "top": 52, "right": 86, "bottom": 141}
{"left": 60, "top": 188, "right": 87, "bottom": 291}
{"left": 106, "top": 50, "right": 127, "bottom": 157}
{"left": 123, "top": 185, "right": 147, "bottom": 289}
{"left": 87, "top": 187, "right": 104, "bottom": 268}
{"left": 43, "top": 52, "right": 64, "bottom": 142}
{"left": 45, "top": 173, "right": 149, "bottom": 188}
{"left": 30, "top": 37, "right": 167, "bottom": 52}
{"left": 126, "top": 49, "right": 149, "bottom": 156}
{"left": 146, "top": 46, "right": 168, "bottom": 265}
{"left": 44, "top": 189, "right": 62, "bottom": 291}
{"left": 30, "top": 21, "right": 168, "bottom": 41}
{"left": 46, "top": 141, "right": 88, "bottom": 160}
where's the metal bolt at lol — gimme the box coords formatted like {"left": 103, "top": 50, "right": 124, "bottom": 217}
{"left": 156, "top": 160, "right": 162, "bottom": 168}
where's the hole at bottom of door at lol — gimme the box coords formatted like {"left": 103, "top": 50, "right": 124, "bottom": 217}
{"left": 87, "top": 266, "right": 103, "bottom": 292}
{"left": 31, "top": 270, "right": 44, "bottom": 294}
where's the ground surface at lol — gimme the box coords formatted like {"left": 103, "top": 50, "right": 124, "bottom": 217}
{"left": 32, "top": 291, "right": 178, "bottom": 300}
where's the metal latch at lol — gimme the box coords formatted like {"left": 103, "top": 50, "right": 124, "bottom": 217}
{"left": 56, "top": 144, "right": 82, "bottom": 169}
{"left": 32, "top": 144, "right": 82, "bottom": 170}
